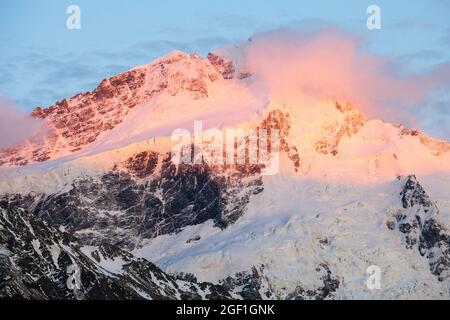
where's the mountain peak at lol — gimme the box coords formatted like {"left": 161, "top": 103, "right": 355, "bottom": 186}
{"left": 0, "top": 51, "right": 235, "bottom": 167}
{"left": 0, "top": 50, "right": 449, "bottom": 190}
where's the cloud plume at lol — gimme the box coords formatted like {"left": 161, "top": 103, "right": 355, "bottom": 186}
{"left": 220, "top": 28, "right": 450, "bottom": 135}
{"left": 0, "top": 100, "right": 48, "bottom": 149}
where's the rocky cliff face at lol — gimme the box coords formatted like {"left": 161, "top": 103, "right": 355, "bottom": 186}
{"left": 0, "top": 201, "right": 193, "bottom": 300}
{"left": 0, "top": 198, "right": 241, "bottom": 300}
{"left": 388, "top": 175, "right": 450, "bottom": 287}
{"left": 25, "top": 150, "right": 263, "bottom": 248}
{"left": 0, "top": 52, "right": 231, "bottom": 167}
{"left": 4, "top": 170, "right": 447, "bottom": 299}
{"left": 0, "top": 198, "right": 342, "bottom": 300}
{"left": 314, "top": 102, "right": 367, "bottom": 156}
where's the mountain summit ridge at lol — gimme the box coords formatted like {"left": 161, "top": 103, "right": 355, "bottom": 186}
{"left": 0, "top": 51, "right": 234, "bottom": 167}
{"left": 1, "top": 50, "right": 448, "bottom": 172}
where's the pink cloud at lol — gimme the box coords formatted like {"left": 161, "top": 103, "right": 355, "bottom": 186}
{"left": 0, "top": 99, "right": 48, "bottom": 149}
{"left": 221, "top": 28, "right": 450, "bottom": 130}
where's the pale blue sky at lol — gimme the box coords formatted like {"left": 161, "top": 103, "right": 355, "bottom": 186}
{"left": 0, "top": 0, "right": 449, "bottom": 138}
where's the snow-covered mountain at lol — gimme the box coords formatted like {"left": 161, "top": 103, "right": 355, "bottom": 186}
{"left": 0, "top": 51, "right": 449, "bottom": 299}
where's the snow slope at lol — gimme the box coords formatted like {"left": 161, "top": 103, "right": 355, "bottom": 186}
{"left": 1, "top": 50, "right": 450, "bottom": 300}
{"left": 133, "top": 173, "right": 450, "bottom": 299}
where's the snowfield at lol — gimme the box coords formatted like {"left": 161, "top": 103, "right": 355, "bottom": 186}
{"left": 1, "top": 50, "right": 449, "bottom": 299}
{"left": 134, "top": 173, "right": 450, "bottom": 299}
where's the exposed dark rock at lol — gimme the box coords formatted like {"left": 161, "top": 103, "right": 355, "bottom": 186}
{"left": 186, "top": 235, "right": 201, "bottom": 243}
{"left": 388, "top": 175, "right": 450, "bottom": 287}
{"left": 1, "top": 201, "right": 339, "bottom": 300}
{"left": 3, "top": 149, "right": 263, "bottom": 249}
{"left": 207, "top": 53, "right": 235, "bottom": 79}
{"left": 220, "top": 266, "right": 270, "bottom": 300}
{"left": 0, "top": 202, "right": 240, "bottom": 300}
{"left": 400, "top": 175, "right": 433, "bottom": 209}
{"left": 260, "top": 110, "right": 301, "bottom": 171}
{"left": 314, "top": 102, "right": 366, "bottom": 156}
{"left": 285, "top": 264, "right": 340, "bottom": 300}
{"left": 121, "top": 151, "right": 159, "bottom": 178}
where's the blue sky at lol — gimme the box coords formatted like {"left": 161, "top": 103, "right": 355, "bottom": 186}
{"left": 0, "top": 0, "right": 449, "bottom": 138}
